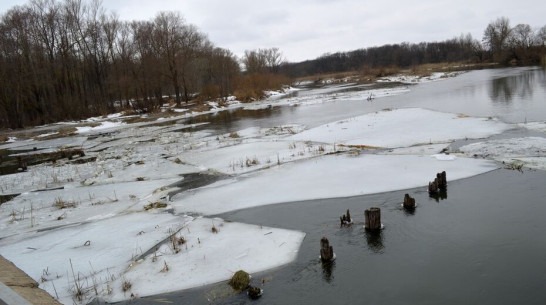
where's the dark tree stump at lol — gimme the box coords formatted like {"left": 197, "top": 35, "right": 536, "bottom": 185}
{"left": 247, "top": 286, "right": 263, "bottom": 299}
{"left": 428, "top": 179, "right": 439, "bottom": 194}
{"left": 403, "top": 194, "right": 416, "bottom": 209}
{"left": 320, "top": 237, "right": 334, "bottom": 262}
{"left": 365, "top": 207, "right": 381, "bottom": 230}
{"left": 340, "top": 209, "right": 352, "bottom": 227}
{"left": 437, "top": 171, "right": 447, "bottom": 189}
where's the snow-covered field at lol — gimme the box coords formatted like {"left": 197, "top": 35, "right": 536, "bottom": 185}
{"left": 1, "top": 72, "right": 544, "bottom": 304}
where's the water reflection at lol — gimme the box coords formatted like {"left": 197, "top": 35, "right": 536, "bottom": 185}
{"left": 489, "top": 69, "right": 542, "bottom": 103}
{"left": 403, "top": 206, "right": 416, "bottom": 216}
{"left": 186, "top": 106, "right": 277, "bottom": 129}
{"left": 429, "top": 188, "right": 448, "bottom": 202}
{"left": 321, "top": 260, "right": 335, "bottom": 283}
{"left": 365, "top": 230, "right": 384, "bottom": 253}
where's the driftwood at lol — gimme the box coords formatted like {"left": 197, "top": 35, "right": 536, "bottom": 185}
{"left": 364, "top": 207, "right": 381, "bottom": 230}
{"left": 320, "top": 237, "right": 335, "bottom": 262}
{"left": 403, "top": 194, "right": 416, "bottom": 209}
{"left": 340, "top": 209, "right": 352, "bottom": 227}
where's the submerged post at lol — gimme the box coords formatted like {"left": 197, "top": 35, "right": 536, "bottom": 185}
{"left": 320, "top": 237, "right": 335, "bottom": 262}
{"left": 403, "top": 194, "right": 416, "bottom": 209}
{"left": 364, "top": 207, "right": 381, "bottom": 230}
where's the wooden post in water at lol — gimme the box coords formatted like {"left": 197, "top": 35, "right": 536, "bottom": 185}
{"left": 403, "top": 194, "right": 416, "bottom": 209}
{"left": 340, "top": 209, "right": 352, "bottom": 227}
{"left": 320, "top": 237, "right": 334, "bottom": 262}
{"left": 428, "top": 179, "right": 439, "bottom": 194}
{"left": 437, "top": 171, "right": 447, "bottom": 189}
{"left": 365, "top": 207, "right": 381, "bottom": 230}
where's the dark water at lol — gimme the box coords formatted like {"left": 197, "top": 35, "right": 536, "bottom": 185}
{"left": 102, "top": 168, "right": 546, "bottom": 305}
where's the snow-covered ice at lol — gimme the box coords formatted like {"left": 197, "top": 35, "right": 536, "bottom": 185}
{"left": 171, "top": 154, "right": 498, "bottom": 215}
{"left": 289, "top": 108, "right": 512, "bottom": 148}
{"left": 76, "top": 121, "right": 126, "bottom": 134}
{"left": 459, "top": 136, "right": 546, "bottom": 170}
{"left": 103, "top": 217, "right": 305, "bottom": 302}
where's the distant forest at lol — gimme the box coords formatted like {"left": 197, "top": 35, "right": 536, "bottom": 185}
{"left": 281, "top": 17, "right": 546, "bottom": 77}
{"left": 1, "top": 0, "right": 545, "bottom": 129}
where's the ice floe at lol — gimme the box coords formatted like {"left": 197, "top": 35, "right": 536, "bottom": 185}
{"left": 103, "top": 217, "right": 305, "bottom": 302}
{"left": 171, "top": 154, "right": 499, "bottom": 215}
{"left": 459, "top": 136, "right": 546, "bottom": 170}
{"left": 289, "top": 108, "right": 512, "bottom": 148}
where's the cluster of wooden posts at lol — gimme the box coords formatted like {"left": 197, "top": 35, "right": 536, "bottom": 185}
{"left": 320, "top": 171, "right": 447, "bottom": 263}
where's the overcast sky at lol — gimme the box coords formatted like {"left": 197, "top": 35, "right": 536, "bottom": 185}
{"left": 1, "top": 0, "right": 545, "bottom": 62}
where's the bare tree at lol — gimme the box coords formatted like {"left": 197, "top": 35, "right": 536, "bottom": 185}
{"left": 242, "top": 47, "right": 284, "bottom": 74}
{"left": 510, "top": 24, "right": 533, "bottom": 49}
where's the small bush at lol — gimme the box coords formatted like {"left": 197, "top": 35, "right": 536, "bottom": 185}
{"left": 228, "top": 270, "right": 250, "bottom": 291}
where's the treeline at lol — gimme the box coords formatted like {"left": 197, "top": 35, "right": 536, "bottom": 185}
{"left": 0, "top": 0, "right": 284, "bottom": 129}
{"left": 281, "top": 18, "right": 546, "bottom": 78}
{"left": 1, "top": 2, "right": 545, "bottom": 130}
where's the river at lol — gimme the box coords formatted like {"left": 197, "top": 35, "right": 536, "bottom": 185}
{"left": 90, "top": 66, "right": 546, "bottom": 304}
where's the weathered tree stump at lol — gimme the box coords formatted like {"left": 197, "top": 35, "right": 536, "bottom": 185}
{"left": 429, "top": 171, "right": 448, "bottom": 200}
{"left": 403, "top": 194, "right": 416, "bottom": 209}
{"left": 365, "top": 207, "right": 381, "bottom": 230}
{"left": 437, "top": 171, "right": 447, "bottom": 189}
{"left": 247, "top": 286, "right": 263, "bottom": 299}
{"left": 320, "top": 237, "right": 335, "bottom": 262}
{"left": 428, "top": 179, "right": 439, "bottom": 194}
{"left": 340, "top": 209, "right": 352, "bottom": 227}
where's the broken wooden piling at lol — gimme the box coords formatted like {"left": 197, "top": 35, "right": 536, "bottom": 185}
{"left": 320, "top": 237, "right": 335, "bottom": 262}
{"left": 340, "top": 209, "right": 352, "bottom": 227}
{"left": 403, "top": 194, "right": 416, "bottom": 209}
{"left": 428, "top": 171, "right": 447, "bottom": 194}
{"left": 364, "top": 207, "right": 381, "bottom": 230}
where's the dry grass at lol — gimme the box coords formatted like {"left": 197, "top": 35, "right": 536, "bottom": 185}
{"left": 34, "top": 126, "right": 77, "bottom": 141}
{"left": 234, "top": 73, "right": 290, "bottom": 102}
{"left": 294, "top": 71, "right": 360, "bottom": 84}
{"left": 122, "top": 279, "right": 132, "bottom": 292}
{"left": 190, "top": 103, "right": 212, "bottom": 113}
{"left": 337, "top": 144, "right": 382, "bottom": 149}
{"left": 143, "top": 202, "right": 167, "bottom": 210}
{"left": 54, "top": 197, "right": 77, "bottom": 209}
